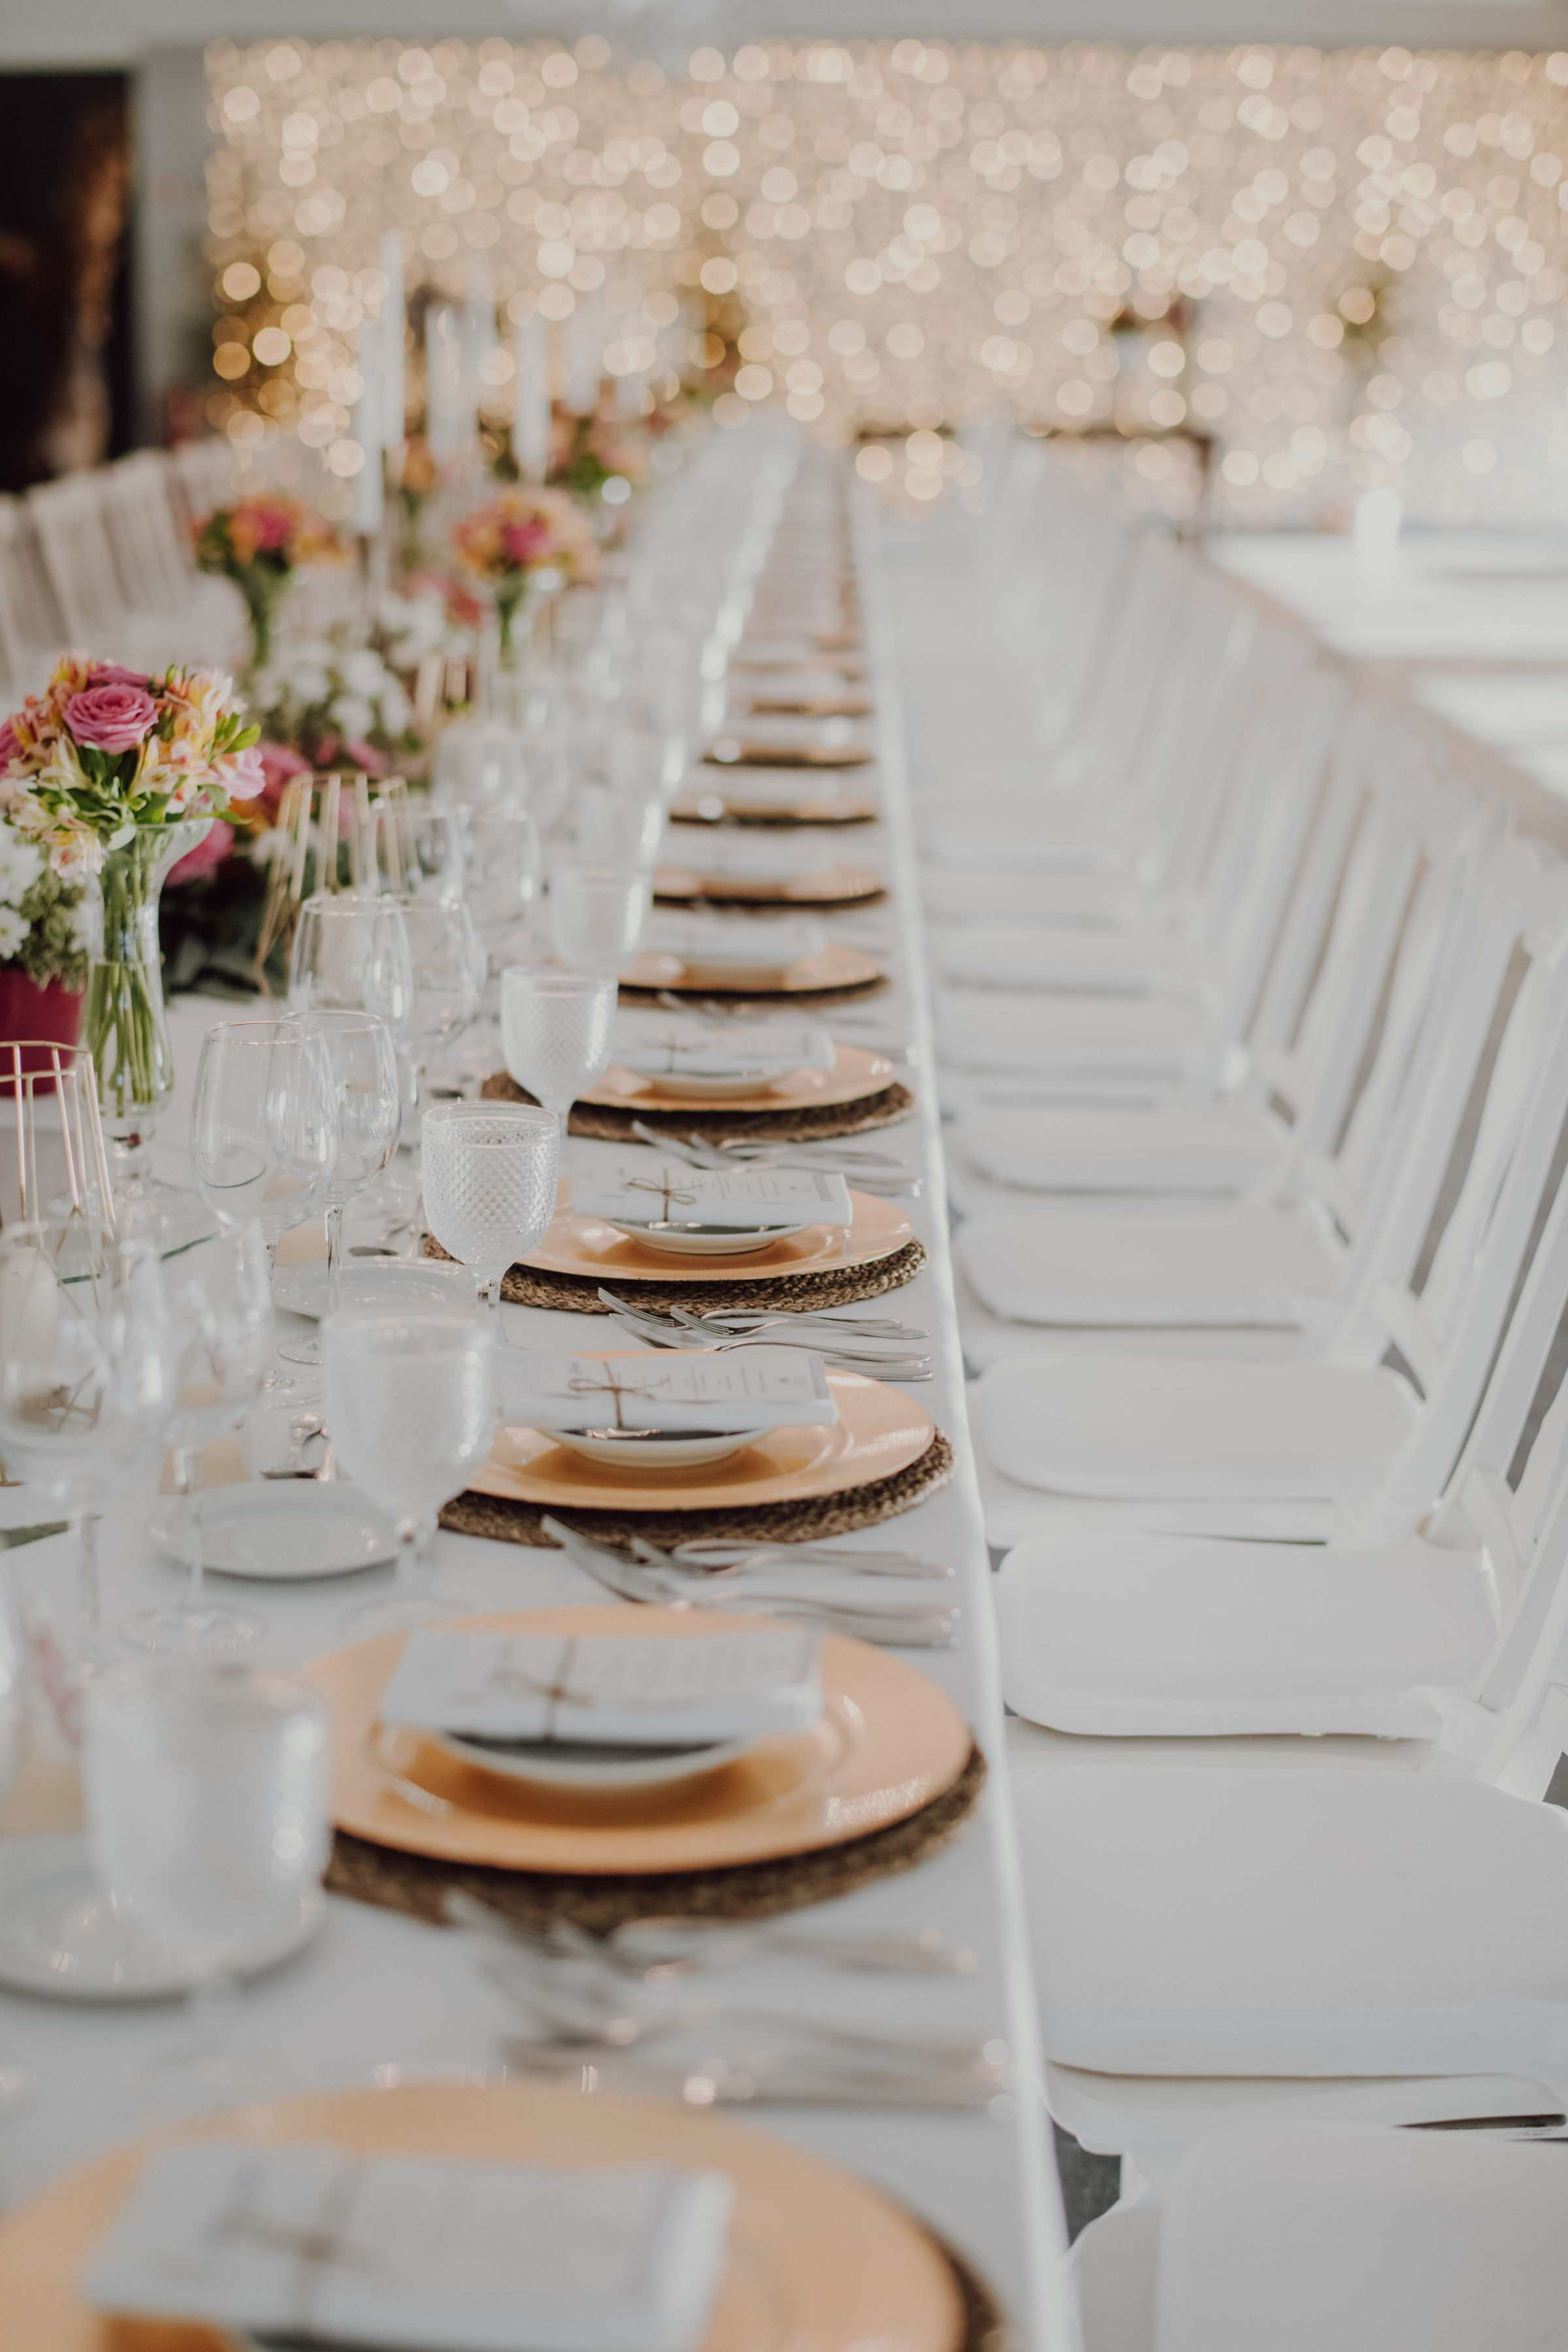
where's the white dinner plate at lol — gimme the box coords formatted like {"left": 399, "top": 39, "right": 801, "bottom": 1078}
{"left": 603, "top": 1218, "right": 811, "bottom": 1258}
{"left": 0, "top": 1836, "right": 324, "bottom": 2003}
{"left": 270, "top": 1258, "right": 474, "bottom": 1321}
{"left": 640, "top": 1067, "right": 798, "bottom": 1099}
{"left": 429, "top": 1726, "right": 759, "bottom": 1793}
{"left": 146, "top": 1482, "right": 400, "bottom": 1580}
{"left": 540, "top": 1426, "right": 767, "bottom": 1469}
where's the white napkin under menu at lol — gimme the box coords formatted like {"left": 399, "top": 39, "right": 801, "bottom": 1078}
{"left": 646, "top": 912, "right": 827, "bottom": 972}
{"left": 497, "top": 1346, "right": 839, "bottom": 1434}
{"left": 611, "top": 1010, "right": 835, "bottom": 1079}
{"left": 674, "top": 833, "right": 834, "bottom": 884}
{"left": 86, "top": 2142, "right": 733, "bottom": 2352}
{"left": 578, "top": 1161, "right": 852, "bottom": 1231}
{"left": 381, "top": 1622, "right": 824, "bottom": 1746}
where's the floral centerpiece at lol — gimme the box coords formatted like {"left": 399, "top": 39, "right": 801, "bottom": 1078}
{"left": 0, "top": 820, "right": 90, "bottom": 1051}
{"left": 193, "top": 492, "right": 340, "bottom": 672}
{"left": 0, "top": 655, "right": 259, "bottom": 1175}
{"left": 250, "top": 638, "right": 420, "bottom": 780}
{"left": 549, "top": 409, "right": 651, "bottom": 507}
{"left": 452, "top": 485, "right": 598, "bottom": 665}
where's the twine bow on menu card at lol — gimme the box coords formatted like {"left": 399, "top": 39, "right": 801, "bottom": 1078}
{"left": 564, "top": 1366, "right": 653, "bottom": 1430}
{"left": 208, "top": 2153, "right": 379, "bottom": 2339}
{"left": 623, "top": 1170, "right": 703, "bottom": 1222}
{"left": 498, "top": 1348, "right": 842, "bottom": 1437}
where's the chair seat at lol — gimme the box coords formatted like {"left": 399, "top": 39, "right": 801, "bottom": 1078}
{"left": 979, "top": 1352, "right": 1420, "bottom": 1499}
{"left": 958, "top": 1207, "right": 1339, "bottom": 1328}
{"left": 932, "top": 923, "right": 1201, "bottom": 998}
{"left": 938, "top": 990, "right": 1235, "bottom": 1083}
{"left": 921, "top": 866, "right": 1167, "bottom": 928}
{"left": 1158, "top": 2123, "right": 1568, "bottom": 2352}
{"left": 1017, "top": 1766, "right": 1568, "bottom": 2077}
{"left": 957, "top": 1102, "right": 1289, "bottom": 1198}
{"left": 996, "top": 1530, "right": 1497, "bottom": 1737}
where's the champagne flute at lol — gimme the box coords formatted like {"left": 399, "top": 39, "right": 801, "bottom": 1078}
{"left": 276, "top": 1011, "right": 402, "bottom": 1367}
{"left": 188, "top": 1020, "right": 339, "bottom": 1267}
{"left": 323, "top": 1309, "right": 495, "bottom": 1637}
{"left": 420, "top": 1102, "right": 561, "bottom": 1312}
{"left": 548, "top": 864, "right": 650, "bottom": 974}
{"left": 121, "top": 1224, "right": 275, "bottom": 1657}
{"left": 500, "top": 964, "right": 618, "bottom": 1197}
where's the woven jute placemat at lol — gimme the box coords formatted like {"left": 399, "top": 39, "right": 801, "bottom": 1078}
{"left": 424, "top": 1232, "right": 926, "bottom": 1315}
{"left": 325, "top": 1740, "right": 985, "bottom": 1933}
{"left": 620, "top": 976, "right": 890, "bottom": 1011}
{"left": 479, "top": 1068, "right": 917, "bottom": 1145}
{"left": 655, "top": 884, "right": 890, "bottom": 911}
{"left": 439, "top": 1428, "right": 955, "bottom": 1551}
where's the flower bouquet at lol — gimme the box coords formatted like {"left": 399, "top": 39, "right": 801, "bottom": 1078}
{"left": 250, "top": 636, "right": 419, "bottom": 780}
{"left": 0, "top": 819, "right": 90, "bottom": 1054}
{"left": 451, "top": 485, "right": 598, "bottom": 666}
{"left": 193, "top": 492, "right": 340, "bottom": 672}
{"left": 0, "top": 657, "right": 259, "bottom": 1200}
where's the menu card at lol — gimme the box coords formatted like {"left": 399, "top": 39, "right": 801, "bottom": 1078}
{"left": 648, "top": 912, "right": 828, "bottom": 971}
{"left": 692, "top": 767, "right": 876, "bottom": 809}
{"left": 580, "top": 1160, "right": 851, "bottom": 1231}
{"left": 612, "top": 1010, "right": 835, "bottom": 1079}
{"left": 497, "top": 1346, "right": 838, "bottom": 1433}
{"left": 381, "top": 1623, "right": 823, "bottom": 1745}
{"left": 86, "top": 2144, "right": 734, "bottom": 2352}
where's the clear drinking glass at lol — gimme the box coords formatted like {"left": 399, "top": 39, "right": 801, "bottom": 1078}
{"left": 462, "top": 809, "right": 544, "bottom": 959}
{"left": 323, "top": 1309, "right": 496, "bottom": 1637}
{"left": 548, "top": 864, "right": 650, "bottom": 974}
{"left": 0, "top": 1570, "right": 39, "bottom": 2118}
{"left": 500, "top": 964, "right": 618, "bottom": 1194}
{"left": 0, "top": 1225, "right": 173, "bottom": 1673}
{"left": 287, "top": 894, "right": 414, "bottom": 1037}
{"left": 574, "top": 783, "right": 666, "bottom": 872}
{"left": 121, "top": 1223, "right": 276, "bottom": 1658}
{"left": 82, "top": 1660, "right": 331, "bottom": 2118}
{"left": 370, "top": 804, "right": 468, "bottom": 904}
{"left": 420, "top": 1103, "right": 561, "bottom": 1312}
{"left": 400, "top": 899, "right": 485, "bottom": 1090}
{"left": 433, "top": 717, "right": 529, "bottom": 809}
{"left": 188, "top": 1020, "right": 340, "bottom": 1264}
{"left": 275, "top": 1011, "right": 402, "bottom": 1368}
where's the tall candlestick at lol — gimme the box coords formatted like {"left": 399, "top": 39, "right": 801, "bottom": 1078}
{"left": 379, "top": 229, "right": 405, "bottom": 457}
{"left": 351, "top": 318, "right": 383, "bottom": 535}
{"left": 461, "top": 252, "right": 497, "bottom": 427}
{"left": 514, "top": 309, "right": 550, "bottom": 481}
{"left": 564, "top": 291, "right": 603, "bottom": 417}
{"left": 425, "top": 303, "right": 463, "bottom": 464}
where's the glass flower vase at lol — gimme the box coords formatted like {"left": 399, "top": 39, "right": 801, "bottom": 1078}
{"left": 82, "top": 821, "right": 212, "bottom": 1241}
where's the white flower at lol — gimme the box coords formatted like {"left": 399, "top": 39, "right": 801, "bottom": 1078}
{"left": 0, "top": 906, "right": 26, "bottom": 958}
{"left": 0, "top": 826, "right": 44, "bottom": 907}
{"left": 378, "top": 677, "right": 411, "bottom": 733}
{"left": 68, "top": 900, "right": 94, "bottom": 949}
{"left": 341, "top": 649, "right": 388, "bottom": 696}
{"left": 331, "top": 694, "right": 374, "bottom": 741}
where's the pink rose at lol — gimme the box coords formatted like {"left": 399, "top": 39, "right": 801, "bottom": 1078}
{"left": 501, "top": 519, "right": 551, "bottom": 565}
{"left": 343, "top": 738, "right": 387, "bottom": 777}
{"left": 167, "top": 819, "right": 233, "bottom": 886}
{"left": 89, "top": 662, "right": 152, "bottom": 693}
{"left": 0, "top": 718, "right": 19, "bottom": 771}
{"left": 224, "top": 743, "right": 267, "bottom": 798}
{"left": 65, "top": 682, "right": 158, "bottom": 755}
{"left": 250, "top": 505, "right": 293, "bottom": 553}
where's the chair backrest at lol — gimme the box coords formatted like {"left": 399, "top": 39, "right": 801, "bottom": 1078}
{"left": 25, "top": 474, "right": 133, "bottom": 644}
{"left": 1049, "top": 532, "right": 1190, "bottom": 800}
{"left": 0, "top": 495, "right": 68, "bottom": 687}
{"left": 101, "top": 451, "right": 195, "bottom": 619}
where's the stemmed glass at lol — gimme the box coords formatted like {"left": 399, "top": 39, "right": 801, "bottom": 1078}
{"left": 287, "top": 894, "right": 414, "bottom": 1035}
{"left": 370, "top": 804, "right": 468, "bottom": 904}
{"left": 0, "top": 1224, "right": 174, "bottom": 1678}
{"left": 574, "top": 784, "right": 665, "bottom": 872}
{"left": 188, "top": 1020, "right": 339, "bottom": 1269}
{"left": 548, "top": 864, "right": 650, "bottom": 974}
{"left": 500, "top": 964, "right": 618, "bottom": 1196}
{"left": 275, "top": 1011, "right": 402, "bottom": 1368}
{"left": 82, "top": 1659, "right": 331, "bottom": 2119}
{"left": 420, "top": 1102, "right": 561, "bottom": 1313}
{"left": 121, "top": 1224, "right": 276, "bottom": 1658}
{"left": 397, "top": 898, "right": 485, "bottom": 1119}
{"left": 0, "top": 1571, "right": 39, "bottom": 2119}
{"left": 463, "top": 809, "right": 544, "bottom": 964}
{"left": 323, "top": 1309, "right": 495, "bottom": 1637}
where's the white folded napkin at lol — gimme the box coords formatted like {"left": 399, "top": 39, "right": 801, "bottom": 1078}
{"left": 693, "top": 767, "right": 876, "bottom": 808}
{"left": 381, "top": 1622, "right": 823, "bottom": 1746}
{"left": 673, "top": 834, "right": 834, "bottom": 883}
{"left": 497, "top": 1345, "right": 840, "bottom": 1433}
{"left": 647, "top": 913, "right": 827, "bottom": 972}
{"left": 611, "top": 1011, "right": 835, "bottom": 1078}
{"left": 86, "top": 2142, "right": 734, "bottom": 2352}
{"left": 578, "top": 1161, "right": 852, "bottom": 1230}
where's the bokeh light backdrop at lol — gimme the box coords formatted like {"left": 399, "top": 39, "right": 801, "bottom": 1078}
{"left": 204, "top": 36, "right": 1568, "bottom": 523}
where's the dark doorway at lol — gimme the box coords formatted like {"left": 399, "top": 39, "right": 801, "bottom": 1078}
{"left": 0, "top": 71, "right": 133, "bottom": 492}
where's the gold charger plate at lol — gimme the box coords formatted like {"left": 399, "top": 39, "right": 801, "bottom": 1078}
{"left": 705, "top": 740, "right": 874, "bottom": 770}
{"left": 653, "top": 861, "right": 884, "bottom": 906}
{"left": 0, "top": 2081, "right": 967, "bottom": 2352}
{"left": 583, "top": 1040, "right": 895, "bottom": 1114}
{"left": 670, "top": 787, "right": 880, "bottom": 825}
{"left": 314, "top": 1605, "right": 972, "bottom": 1872}
{"left": 523, "top": 1189, "right": 913, "bottom": 1282}
{"left": 475, "top": 1362, "right": 934, "bottom": 1518}
{"left": 621, "top": 945, "right": 883, "bottom": 996}
{"left": 742, "top": 694, "right": 875, "bottom": 718}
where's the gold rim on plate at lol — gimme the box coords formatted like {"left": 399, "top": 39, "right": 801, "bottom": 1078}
{"left": 523, "top": 1190, "right": 913, "bottom": 1284}
{"left": 653, "top": 862, "right": 885, "bottom": 906}
{"left": 474, "top": 1360, "right": 935, "bottom": 1516}
{"left": 0, "top": 2081, "right": 968, "bottom": 2352}
{"left": 620, "top": 945, "right": 883, "bottom": 996}
{"left": 582, "top": 1040, "right": 896, "bottom": 1115}
{"left": 670, "top": 791, "right": 879, "bottom": 826}
{"left": 312, "top": 1605, "right": 973, "bottom": 1872}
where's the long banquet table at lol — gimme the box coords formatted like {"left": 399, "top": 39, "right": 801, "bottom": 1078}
{"left": 0, "top": 487, "right": 1070, "bottom": 2346}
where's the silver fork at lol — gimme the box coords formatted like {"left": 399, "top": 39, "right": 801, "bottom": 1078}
{"left": 445, "top": 1895, "right": 975, "bottom": 1978}
{"left": 604, "top": 1321, "right": 934, "bottom": 1379}
{"left": 598, "top": 1288, "right": 926, "bottom": 1343}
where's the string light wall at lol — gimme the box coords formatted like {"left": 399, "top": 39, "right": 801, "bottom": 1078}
{"left": 204, "top": 36, "right": 1568, "bottom": 522}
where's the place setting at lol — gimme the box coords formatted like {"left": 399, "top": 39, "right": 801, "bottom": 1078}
{"left": 653, "top": 832, "right": 886, "bottom": 910}
{"left": 669, "top": 766, "right": 882, "bottom": 828}
{"left": 619, "top": 913, "right": 888, "bottom": 1007}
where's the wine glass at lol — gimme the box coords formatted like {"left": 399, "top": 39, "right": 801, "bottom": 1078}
{"left": 287, "top": 894, "right": 414, "bottom": 1036}
{"left": 82, "top": 1659, "right": 331, "bottom": 2118}
{"left": 0, "top": 1569, "right": 39, "bottom": 2118}
{"left": 420, "top": 1102, "right": 561, "bottom": 1312}
{"left": 548, "top": 864, "right": 650, "bottom": 973}
{"left": 275, "top": 1012, "right": 402, "bottom": 1368}
{"left": 0, "top": 1224, "right": 174, "bottom": 1676}
{"left": 188, "top": 1020, "right": 339, "bottom": 1266}
{"left": 462, "top": 809, "right": 544, "bottom": 961}
{"left": 433, "top": 717, "right": 529, "bottom": 809}
{"left": 500, "top": 964, "right": 618, "bottom": 1195}
{"left": 399, "top": 898, "right": 485, "bottom": 1106}
{"left": 121, "top": 1224, "right": 276, "bottom": 1658}
{"left": 323, "top": 1308, "right": 495, "bottom": 1637}
{"left": 370, "top": 804, "right": 468, "bottom": 904}
{"left": 574, "top": 783, "right": 666, "bottom": 872}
